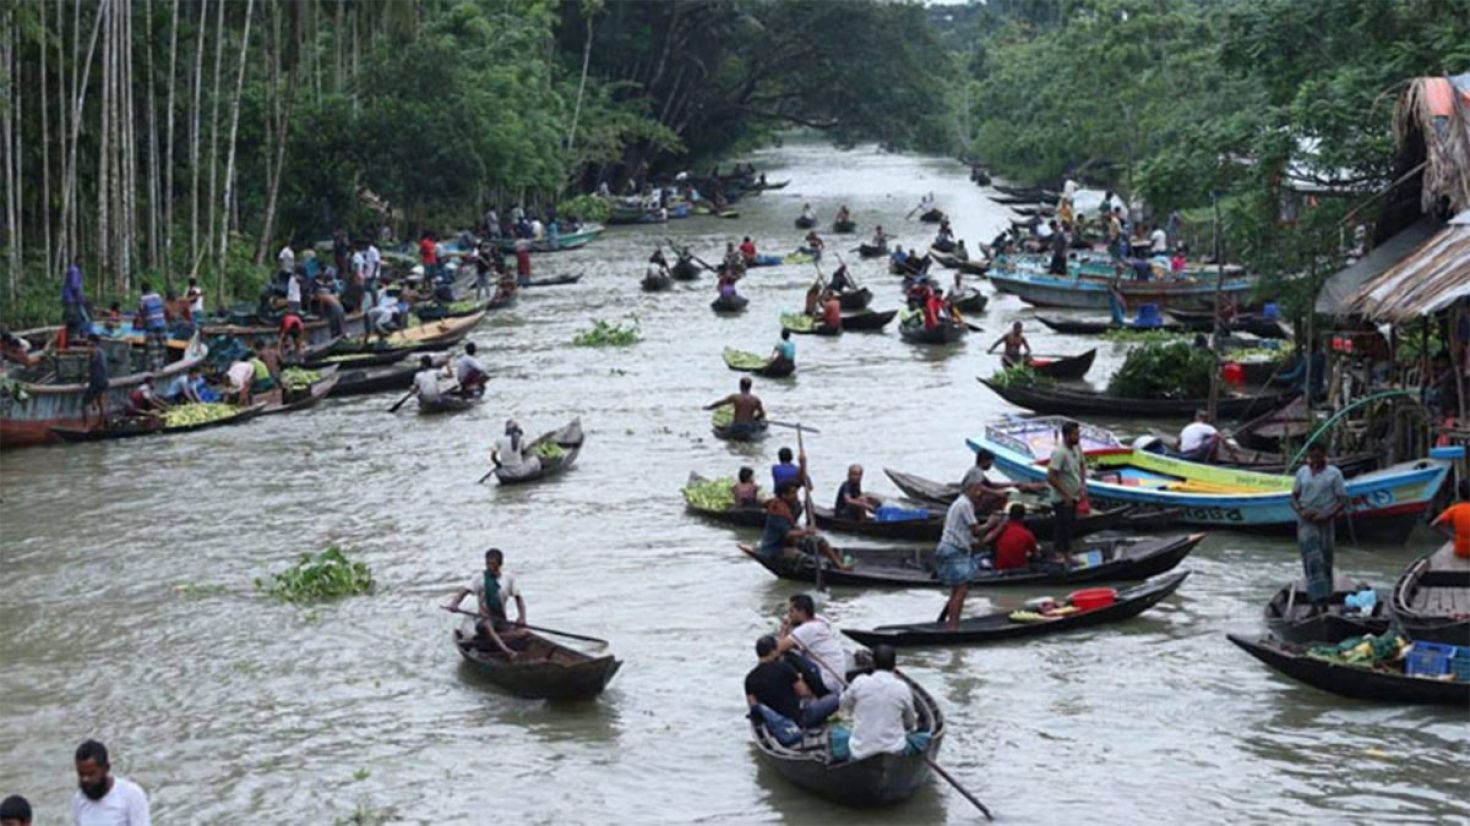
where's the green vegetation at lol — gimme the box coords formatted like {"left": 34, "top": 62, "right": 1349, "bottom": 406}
{"left": 532, "top": 442, "right": 566, "bottom": 460}
{"left": 989, "top": 364, "right": 1048, "bottom": 388}
{"left": 1108, "top": 341, "right": 1217, "bottom": 399}
{"left": 164, "top": 403, "right": 238, "bottom": 428}
{"left": 573, "top": 318, "right": 641, "bottom": 347}
{"left": 255, "top": 548, "right": 375, "bottom": 604}
{"left": 683, "top": 477, "right": 736, "bottom": 511}
{"left": 1102, "top": 328, "right": 1190, "bottom": 345}
{"left": 280, "top": 368, "right": 322, "bottom": 392}
{"left": 780, "top": 313, "right": 814, "bottom": 332}
{"left": 711, "top": 406, "right": 734, "bottom": 429}
{"left": 724, "top": 349, "right": 768, "bottom": 370}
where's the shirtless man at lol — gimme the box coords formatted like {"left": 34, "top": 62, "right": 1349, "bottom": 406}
{"left": 705, "top": 376, "right": 766, "bottom": 438}
{"left": 989, "top": 321, "right": 1032, "bottom": 367}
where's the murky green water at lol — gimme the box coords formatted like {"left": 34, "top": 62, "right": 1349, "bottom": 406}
{"left": 1, "top": 139, "right": 1465, "bottom": 824}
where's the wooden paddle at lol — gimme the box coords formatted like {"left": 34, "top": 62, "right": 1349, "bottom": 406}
{"left": 387, "top": 390, "right": 414, "bottom": 413}
{"left": 788, "top": 639, "right": 994, "bottom": 820}
{"left": 444, "top": 607, "right": 610, "bottom": 647}
{"left": 476, "top": 467, "right": 497, "bottom": 485}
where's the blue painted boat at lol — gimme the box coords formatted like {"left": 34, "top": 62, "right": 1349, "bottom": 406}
{"left": 968, "top": 416, "right": 1448, "bottom": 545}
{"left": 988, "top": 257, "right": 1255, "bottom": 311}
{"left": 747, "top": 254, "right": 783, "bottom": 268}
{"left": 493, "top": 224, "right": 605, "bottom": 253}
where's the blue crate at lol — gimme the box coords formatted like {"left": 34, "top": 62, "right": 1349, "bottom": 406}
{"left": 1405, "top": 641, "right": 1456, "bottom": 678}
{"left": 1452, "top": 646, "right": 1470, "bottom": 682}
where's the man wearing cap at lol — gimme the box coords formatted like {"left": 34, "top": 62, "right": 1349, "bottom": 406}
{"left": 73, "top": 739, "right": 150, "bottom": 825}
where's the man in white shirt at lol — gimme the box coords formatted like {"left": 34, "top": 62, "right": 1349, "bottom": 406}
{"left": 1178, "top": 410, "right": 1220, "bottom": 462}
{"left": 412, "top": 355, "right": 442, "bottom": 403}
{"left": 456, "top": 342, "right": 488, "bottom": 397}
{"left": 73, "top": 739, "right": 150, "bottom": 826}
{"left": 277, "top": 244, "right": 295, "bottom": 276}
{"left": 1149, "top": 224, "right": 1168, "bottom": 255}
{"left": 775, "top": 593, "right": 847, "bottom": 697}
{"left": 839, "top": 645, "right": 917, "bottom": 762}
{"left": 493, "top": 419, "right": 525, "bottom": 468}
{"left": 443, "top": 548, "right": 527, "bottom": 655}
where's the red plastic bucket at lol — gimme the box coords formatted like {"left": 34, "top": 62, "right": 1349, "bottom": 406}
{"left": 1222, "top": 362, "right": 1245, "bottom": 387}
{"left": 1069, "top": 587, "right": 1118, "bottom": 611}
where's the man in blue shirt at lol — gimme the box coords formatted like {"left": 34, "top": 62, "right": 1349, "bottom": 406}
{"left": 136, "top": 282, "right": 169, "bottom": 372}
{"left": 62, "top": 258, "right": 88, "bottom": 338}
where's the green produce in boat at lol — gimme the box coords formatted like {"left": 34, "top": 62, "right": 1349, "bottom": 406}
{"left": 164, "top": 403, "right": 237, "bottom": 428}
{"left": 780, "top": 313, "right": 814, "bottom": 332}
{"left": 533, "top": 441, "right": 567, "bottom": 460}
{"left": 281, "top": 367, "right": 322, "bottom": 391}
{"left": 712, "top": 407, "right": 734, "bottom": 428}
{"left": 724, "top": 349, "right": 768, "bottom": 370}
{"left": 682, "top": 477, "right": 736, "bottom": 511}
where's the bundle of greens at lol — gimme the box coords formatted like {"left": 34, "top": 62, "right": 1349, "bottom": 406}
{"left": 532, "top": 441, "right": 566, "bottom": 460}
{"left": 255, "top": 548, "right": 375, "bottom": 604}
{"left": 682, "top": 477, "right": 735, "bottom": 511}
{"left": 711, "top": 406, "right": 734, "bottom": 428}
{"left": 724, "top": 349, "right": 767, "bottom": 370}
{"left": 281, "top": 367, "right": 322, "bottom": 391}
{"left": 779, "top": 312, "right": 814, "bottom": 332}
{"left": 988, "top": 364, "right": 1046, "bottom": 388}
{"left": 573, "top": 317, "right": 641, "bottom": 347}
{"left": 164, "top": 403, "right": 238, "bottom": 428}
{"left": 1107, "top": 341, "right": 1216, "bottom": 399}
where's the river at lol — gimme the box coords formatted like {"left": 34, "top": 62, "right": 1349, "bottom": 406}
{"left": 1, "top": 139, "right": 1465, "bottom": 824}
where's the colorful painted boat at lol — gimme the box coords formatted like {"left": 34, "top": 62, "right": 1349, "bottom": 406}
{"left": 1, "top": 335, "right": 209, "bottom": 449}
{"left": 968, "top": 416, "right": 1447, "bottom": 544}
{"left": 987, "top": 261, "right": 1255, "bottom": 311}
{"left": 492, "top": 224, "right": 605, "bottom": 253}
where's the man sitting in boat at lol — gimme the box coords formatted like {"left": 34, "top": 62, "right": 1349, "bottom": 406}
{"left": 890, "top": 245, "right": 908, "bottom": 269}
{"left": 759, "top": 483, "right": 848, "bottom": 571}
{"left": 870, "top": 226, "right": 888, "bottom": 247}
{"left": 921, "top": 287, "right": 944, "bottom": 330}
{"left": 987, "top": 503, "right": 1039, "bottom": 572}
{"left": 412, "top": 355, "right": 443, "bottom": 405}
{"left": 835, "top": 205, "right": 852, "bottom": 224}
{"left": 745, "top": 634, "right": 837, "bottom": 746}
{"left": 800, "top": 231, "right": 825, "bottom": 261}
{"left": 776, "top": 594, "right": 849, "bottom": 698}
{"left": 723, "top": 242, "right": 744, "bottom": 274}
{"left": 829, "top": 264, "right": 856, "bottom": 294}
{"left": 771, "top": 447, "right": 809, "bottom": 495}
{"left": 704, "top": 377, "right": 766, "bottom": 439}
{"left": 739, "top": 236, "right": 757, "bottom": 265}
{"left": 800, "top": 203, "right": 815, "bottom": 223}
{"left": 833, "top": 465, "right": 883, "bottom": 521}
{"left": 933, "top": 221, "right": 955, "bottom": 252}
{"left": 953, "top": 238, "right": 969, "bottom": 261}
{"left": 768, "top": 329, "right": 797, "bottom": 370}
{"left": 456, "top": 342, "right": 489, "bottom": 398}
{"left": 989, "top": 322, "right": 1032, "bottom": 368}
{"left": 732, "top": 467, "right": 761, "bottom": 508}
{"left": 1178, "top": 410, "right": 1221, "bottom": 463}
{"left": 817, "top": 291, "right": 842, "bottom": 334}
{"left": 443, "top": 548, "right": 527, "bottom": 657}
{"left": 163, "top": 366, "right": 204, "bottom": 405}
{"left": 647, "top": 247, "right": 670, "bottom": 280}
{"left": 492, "top": 420, "right": 525, "bottom": 468}
{"left": 963, "top": 448, "right": 1041, "bottom": 497}
{"left": 831, "top": 644, "right": 925, "bottom": 763}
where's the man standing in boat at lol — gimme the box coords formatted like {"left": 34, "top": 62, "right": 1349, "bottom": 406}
{"left": 704, "top": 377, "right": 766, "bottom": 439}
{"left": 1047, "top": 420, "right": 1086, "bottom": 567}
{"left": 1291, "top": 443, "right": 1347, "bottom": 613}
{"left": 936, "top": 479, "right": 989, "bottom": 628}
{"left": 443, "top": 548, "right": 526, "bottom": 656}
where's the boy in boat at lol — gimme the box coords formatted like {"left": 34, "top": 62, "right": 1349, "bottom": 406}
{"left": 833, "top": 465, "right": 883, "bottom": 521}
{"left": 704, "top": 377, "right": 765, "bottom": 439}
{"left": 771, "top": 447, "right": 809, "bottom": 496}
{"left": 745, "top": 634, "right": 837, "bottom": 746}
{"left": 769, "top": 329, "right": 796, "bottom": 369}
{"left": 986, "top": 503, "right": 1039, "bottom": 572}
{"left": 760, "top": 483, "right": 849, "bottom": 571}
{"left": 732, "top": 467, "right": 761, "bottom": 507}
{"left": 443, "top": 548, "right": 527, "bottom": 657}
{"left": 739, "top": 236, "right": 757, "bottom": 265}
{"left": 989, "top": 321, "right": 1032, "bottom": 368}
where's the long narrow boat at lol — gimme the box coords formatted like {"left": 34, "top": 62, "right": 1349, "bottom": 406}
{"left": 838, "top": 288, "right": 873, "bottom": 311}
{"left": 831, "top": 218, "right": 857, "bottom": 234}
{"left": 1391, "top": 543, "right": 1470, "bottom": 645}
{"left": 412, "top": 299, "right": 491, "bottom": 322}
{"left": 794, "top": 215, "right": 817, "bottom": 229}
{"left": 453, "top": 623, "right": 621, "bottom": 700}
{"left": 683, "top": 473, "right": 767, "bottom": 527}
{"left": 930, "top": 251, "right": 988, "bottom": 276}
{"left": 1227, "top": 634, "right": 1469, "bottom": 705}
{"left": 918, "top": 208, "right": 945, "bottom": 223}
{"left": 328, "top": 362, "right": 419, "bottom": 396}
{"left": 781, "top": 314, "right": 840, "bottom": 337}
{"left": 750, "top": 671, "right": 943, "bottom": 807}
{"left": 2, "top": 335, "right": 210, "bottom": 448}
{"left": 883, "top": 468, "right": 1188, "bottom": 530}
{"left": 1017, "top": 348, "right": 1096, "bottom": 380}
{"left": 810, "top": 500, "right": 1134, "bottom": 543}
{"left": 521, "top": 273, "right": 583, "bottom": 288}
{"left": 970, "top": 416, "right": 1449, "bottom": 543}
{"left": 1035, "top": 315, "right": 1184, "bottom": 335}
{"left": 1164, "top": 308, "right": 1290, "bottom": 340}
{"left": 898, "top": 318, "right": 965, "bottom": 345}
{"left": 492, "top": 224, "right": 605, "bottom": 253}
{"left": 843, "top": 572, "right": 1189, "bottom": 648}
{"left": 50, "top": 400, "right": 268, "bottom": 442}
{"left": 840, "top": 309, "right": 897, "bottom": 331}
{"left": 672, "top": 260, "right": 701, "bottom": 281}
{"left": 978, "top": 377, "right": 1295, "bottom": 420}
{"left": 308, "top": 348, "right": 413, "bottom": 369}
{"left": 331, "top": 311, "right": 486, "bottom": 355}
{"left": 722, "top": 349, "right": 795, "bottom": 378}
{"left": 202, "top": 310, "right": 367, "bottom": 351}
{"left": 494, "top": 419, "right": 584, "bottom": 485}
{"left": 259, "top": 366, "right": 341, "bottom": 416}
{"left": 988, "top": 266, "right": 1254, "bottom": 311}
{"left": 713, "top": 419, "right": 769, "bottom": 442}
{"left": 418, "top": 392, "right": 481, "bottom": 415}
{"left": 1263, "top": 578, "right": 1392, "bottom": 644}
{"left": 740, "top": 533, "right": 1202, "bottom": 590}
{"left": 857, "top": 242, "right": 888, "bottom": 259}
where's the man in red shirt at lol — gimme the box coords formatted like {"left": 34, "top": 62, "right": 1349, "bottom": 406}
{"left": 739, "top": 236, "right": 757, "bottom": 264}
{"left": 820, "top": 291, "right": 842, "bottom": 333}
{"left": 988, "top": 503, "right": 1038, "bottom": 571}
{"left": 922, "top": 288, "right": 943, "bottom": 330}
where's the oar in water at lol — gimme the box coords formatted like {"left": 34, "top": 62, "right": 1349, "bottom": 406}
{"left": 964, "top": 322, "right": 985, "bottom": 334}
{"left": 444, "top": 607, "right": 610, "bottom": 646}
{"left": 788, "top": 640, "right": 994, "bottom": 821}
{"left": 387, "top": 390, "right": 415, "bottom": 413}
{"left": 476, "top": 466, "right": 497, "bottom": 485}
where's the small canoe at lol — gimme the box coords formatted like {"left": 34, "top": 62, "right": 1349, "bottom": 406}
{"left": 332, "top": 311, "right": 486, "bottom": 354}
{"left": 413, "top": 299, "right": 490, "bottom": 321}
{"left": 641, "top": 272, "right": 673, "bottom": 292}
{"left": 723, "top": 348, "right": 795, "bottom": 378}
{"left": 521, "top": 273, "right": 583, "bottom": 288}
{"left": 781, "top": 314, "right": 841, "bottom": 337}
{"left": 713, "top": 419, "right": 769, "bottom": 442}
{"left": 160, "top": 401, "right": 269, "bottom": 434}
{"left": 683, "top": 472, "right": 767, "bottom": 527}
{"left": 1020, "top": 348, "right": 1096, "bottom": 380}
{"left": 918, "top": 208, "right": 944, "bottom": 223}
{"left": 418, "top": 391, "right": 481, "bottom": 415}
{"left": 672, "top": 260, "right": 701, "bottom": 281}
{"left": 795, "top": 216, "right": 817, "bottom": 229}
{"left": 842, "top": 571, "right": 1189, "bottom": 648}
{"left": 260, "top": 366, "right": 342, "bottom": 416}
{"left": 1035, "top": 315, "right": 1184, "bottom": 335}
{"left": 1391, "top": 543, "right": 1470, "bottom": 645}
{"left": 898, "top": 319, "right": 965, "bottom": 345}
{"left": 931, "top": 251, "right": 987, "bottom": 275}
{"left": 840, "top": 309, "right": 897, "bottom": 332}
{"left": 711, "top": 294, "right": 750, "bottom": 314}
{"left": 929, "top": 240, "right": 956, "bottom": 255}
{"left": 328, "top": 362, "right": 419, "bottom": 396}
{"left": 978, "top": 378, "right": 1297, "bottom": 420}
{"left": 1227, "top": 634, "right": 1469, "bottom": 706}
{"left": 748, "top": 254, "right": 783, "bottom": 268}
{"left": 838, "top": 288, "right": 873, "bottom": 311}
{"left": 832, "top": 219, "right": 857, "bottom": 234}
{"left": 812, "top": 499, "right": 1133, "bottom": 543}
{"left": 1264, "top": 578, "right": 1392, "bottom": 644}
{"left": 741, "top": 533, "right": 1202, "bottom": 590}
{"left": 750, "top": 671, "right": 943, "bottom": 807}
{"left": 453, "top": 624, "right": 620, "bottom": 701}
{"left": 494, "top": 418, "right": 584, "bottom": 485}
{"left": 950, "top": 289, "right": 988, "bottom": 313}
{"left": 857, "top": 242, "right": 888, "bottom": 259}
{"left": 1165, "top": 308, "right": 1290, "bottom": 340}
{"left": 49, "top": 415, "right": 165, "bottom": 442}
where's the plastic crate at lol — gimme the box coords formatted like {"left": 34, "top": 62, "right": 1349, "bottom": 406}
{"left": 1452, "top": 646, "right": 1470, "bottom": 682}
{"left": 1405, "top": 641, "right": 1456, "bottom": 678}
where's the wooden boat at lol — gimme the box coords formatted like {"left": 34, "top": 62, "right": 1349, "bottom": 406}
{"left": 494, "top": 419, "right": 584, "bottom": 485}
{"left": 328, "top": 362, "right": 420, "bottom": 396}
{"left": 641, "top": 272, "right": 673, "bottom": 292}
{"left": 52, "top": 400, "right": 269, "bottom": 441}
{"left": 48, "top": 414, "right": 165, "bottom": 443}
{"left": 306, "top": 348, "right": 412, "bottom": 369}
{"left": 1138, "top": 430, "right": 1379, "bottom": 477}
{"left": 918, "top": 208, "right": 945, "bottom": 223}
{"left": 857, "top": 242, "right": 888, "bottom": 258}
{"left": 929, "top": 240, "right": 956, "bottom": 255}
{"left": 898, "top": 318, "right": 965, "bottom": 345}
{"left": 843, "top": 571, "right": 1189, "bottom": 648}
{"left": 418, "top": 391, "right": 482, "bottom": 415}
{"left": 202, "top": 309, "right": 367, "bottom": 352}
{"left": 970, "top": 416, "right": 1450, "bottom": 543}
{"left": 877, "top": 471, "right": 1188, "bottom": 530}
{"left": 1227, "top": 634, "right": 1469, "bottom": 706}
{"left": 2, "top": 335, "right": 210, "bottom": 448}
{"left": 977, "top": 378, "right": 1295, "bottom": 420}
{"left": 453, "top": 624, "right": 620, "bottom": 700}
{"left": 794, "top": 215, "right": 817, "bottom": 229}
{"left": 683, "top": 472, "right": 767, "bottom": 527}
{"left": 741, "top": 533, "right": 1202, "bottom": 590}
{"left": 1264, "top": 578, "right": 1392, "bottom": 644}
{"left": 838, "top": 288, "right": 873, "bottom": 311}
{"left": 607, "top": 204, "right": 667, "bottom": 225}
{"left": 671, "top": 260, "right": 701, "bottom": 281}
{"left": 1034, "top": 314, "right": 1184, "bottom": 335}
{"left": 713, "top": 418, "right": 769, "bottom": 442}
{"left": 722, "top": 349, "right": 795, "bottom": 378}
{"left": 711, "top": 294, "right": 750, "bottom": 314}
{"left": 1164, "top": 308, "right": 1289, "bottom": 340}
{"left": 811, "top": 499, "right": 1133, "bottom": 543}
{"left": 950, "top": 289, "right": 988, "bottom": 313}
{"left": 781, "top": 314, "right": 840, "bottom": 337}
{"left": 1392, "top": 543, "right": 1470, "bottom": 645}
{"left": 492, "top": 224, "right": 604, "bottom": 253}
{"left": 840, "top": 309, "right": 897, "bottom": 332}
{"left": 750, "top": 670, "right": 943, "bottom": 807}
{"left": 988, "top": 265, "right": 1255, "bottom": 311}
{"left": 521, "top": 273, "right": 583, "bottom": 288}
{"left": 1230, "top": 396, "right": 1312, "bottom": 453}
{"left": 1020, "top": 348, "right": 1096, "bottom": 380}
{"left": 259, "top": 366, "right": 342, "bottom": 416}
{"left": 331, "top": 311, "right": 485, "bottom": 355}
{"left": 931, "top": 251, "right": 988, "bottom": 275}
{"left": 831, "top": 218, "right": 857, "bottom": 234}
{"left": 993, "top": 184, "right": 1056, "bottom": 200}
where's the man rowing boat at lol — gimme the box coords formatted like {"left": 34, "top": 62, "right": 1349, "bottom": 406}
{"left": 705, "top": 377, "right": 766, "bottom": 437}
{"left": 444, "top": 548, "right": 527, "bottom": 657}
{"left": 760, "top": 483, "right": 851, "bottom": 571}
{"left": 989, "top": 321, "right": 1032, "bottom": 367}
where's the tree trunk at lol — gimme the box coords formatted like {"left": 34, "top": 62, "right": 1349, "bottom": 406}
{"left": 56, "top": 1, "right": 102, "bottom": 274}
{"left": 566, "top": 11, "right": 594, "bottom": 153}
{"left": 198, "top": 0, "right": 224, "bottom": 279}
{"left": 163, "top": 0, "right": 179, "bottom": 273}
{"left": 189, "top": 0, "right": 207, "bottom": 271}
{"left": 145, "top": 0, "right": 160, "bottom": 273}
{"left": 97, "top": 0, "right": 112, "bottom": 292}
{"left": 217, "top": 0, "right": 255, "bottom": 304}
{"left": 3, "top": 12, "right": 15, "bottom": 304}
{"left": 39, "top": 0, "right": 51, "bottom": 282}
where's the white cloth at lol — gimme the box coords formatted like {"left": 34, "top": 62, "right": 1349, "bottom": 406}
{"left": 365, "top": 245, "right": 381, "bottom": 280}
{"left": 839, "top": 670, "right": 916, "bottom": 762}
{"left": 1150, "top": 228, "right": 1167, "bottom": 251}
{"left": 285, "top": 276, "right": 301, "bottom": 305}
{"left": 495, "top": 433, "right": 524, "bottom": 466}
{"left": 940, "top": 495, "right": 978, "bottom": 549}
{"left": 277, "top": 246, "right": 295, "bottom": 273}
{"left": 1179, "top": 422, "right": 1218, "bottom": 454}
{"left": 413, "top": 369, "right": 441, "bottom": 401}
{"left": 467, "top": 570, "right": 520, "bottom": 617}
{"left": 790, "top": 616, "right": 847, "bottom": 694}
{"left": 456, "top": 354, "right": 486, "bottom": 384}
{"left": 226, "top": 360, "right": 254, "bottom": 391}
{"left": 73, "top": 776, "right": 151, "bottom": 826}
